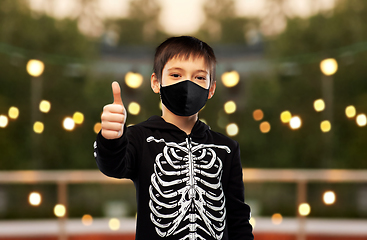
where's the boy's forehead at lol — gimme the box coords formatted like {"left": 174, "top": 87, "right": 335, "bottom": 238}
{"left": 165, "top": 55, "right": 209, "bottom": 69}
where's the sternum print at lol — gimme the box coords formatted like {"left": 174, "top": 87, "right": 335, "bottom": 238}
{"left": 147, "top": 136, "right": 231, "bottom": 240}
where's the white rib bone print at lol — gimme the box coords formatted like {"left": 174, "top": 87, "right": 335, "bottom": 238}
{"left": 147, "top": 136, "right": 231, "bottom": 240}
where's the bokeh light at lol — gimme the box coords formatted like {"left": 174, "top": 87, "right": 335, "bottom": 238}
{"left": 320, "top": 58, "right": 338, "bottom": 76}
{"left": 39, "top": 100, "right": 51, "bottom": 113}
{"left": 0, "top": 115, "right": 9, "bottom": 128}
{"left": 253, "top": 109, "right": 264, "bottom": 121}
{"left": 280, "top": 111, "right": 292, "bottom": 123}
{"left": 33, "top": 121, "right": 44, "bottom": 134}
{"left": 81, "top": 214, "right": 93, "bottom": 226}
{"left": 224, "top": 101, "right": 236, "bottom": 114}
{"left": 320, "top": 120, "right": 331, "bottom": 132}
{"left": 125, "top": 72, "right": 143, "bottom": 89}
{"left": 109, "top": 218, "right": 120, "bottom": 231}
{"left": 314, "top": 99, "right": 325, "bottom": 112}
{"left": 298, "top": 203, "right": 311, "bottom": 216}
{"left": 63, "top": 117, "right": 75, "bottom": 131}
{"left": 128, "top": 102, "right": 141, "bottom": 115}
{"left": 221, "top": 71, "right": 240, "bottom": 87}
{"left": 289, "top": 116, "right": 302, "bottom": 130}
{"left": 8, "top": 107, "right": 19, "bottom": 119}
{"left": 356, "top": 114, "right": 367, "bottom": 127}
{"left": 54, "top": 204, "right": 66, "bottom": 217}
{"left": 73, "top": 112, "right": 84, "bottom": 124}
{"left": 323, "top": 191, "right": 336, "bottom": 205}
{"left": 260, "top": 121, "right": 271, "bottom": 133}
{"left": 27, "top": 59, "right": 45, "bottom": 77}
{"left": 94, "top": 122, "right": 102, "bottom": 134}
{"left": 28, "top": 192, "right": 42, "bottom": 206}
{"left": 271, "top": 213, "right": 283, "bottom": 225}
{"left": 226, "top": 123, "right": 239, "bottom": 136}
{"left": 345, "top": 105, "right": 356, "bottom": 118}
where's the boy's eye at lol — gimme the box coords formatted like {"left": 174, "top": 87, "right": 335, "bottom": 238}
{"left": 196, "top": 76, "right": 206, "bottom": 80}
{"left": 171, "top": 74, "right": 181, "bottom": 78}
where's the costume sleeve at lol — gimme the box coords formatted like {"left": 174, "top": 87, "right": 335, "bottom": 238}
{"left": 226, "top": 143, "right": 254, "bottom": 239}
{"left": 93, "top": 125, "right": 138, "bottom": 180}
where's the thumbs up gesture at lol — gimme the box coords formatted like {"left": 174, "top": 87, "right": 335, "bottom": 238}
{"left": 101, "top": 81, "right": 127, "bottom": 139}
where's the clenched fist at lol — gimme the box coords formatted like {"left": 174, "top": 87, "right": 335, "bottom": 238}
{"left": 101, "top": 81, "right": 127, "bottom": 139}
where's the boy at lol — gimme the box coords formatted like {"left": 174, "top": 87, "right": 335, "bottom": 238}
{"left": 94, "top": 36, "right": 253, "bottom": 240}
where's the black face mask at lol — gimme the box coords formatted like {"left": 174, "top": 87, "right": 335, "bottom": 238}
{"left": 160, "top": 80, "right": 209, "bottom": 116}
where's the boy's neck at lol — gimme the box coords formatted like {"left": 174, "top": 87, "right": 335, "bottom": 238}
{"left": 161, "top": 106, "right": 198, "bottom": 135}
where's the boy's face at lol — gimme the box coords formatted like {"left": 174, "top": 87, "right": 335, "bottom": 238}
{"left": 151, "top": 56, "right": 216, "bottom": 99}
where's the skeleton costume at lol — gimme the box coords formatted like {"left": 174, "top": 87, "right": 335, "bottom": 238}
{"left": 94, "top": 115, "right": 253, "bottom": 240}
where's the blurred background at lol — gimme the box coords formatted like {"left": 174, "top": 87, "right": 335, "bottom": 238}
{"left": 1, "top": 0, "right": 367, "bottom": 239}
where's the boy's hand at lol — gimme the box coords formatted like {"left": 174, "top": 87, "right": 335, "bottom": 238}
{"left": 101, "top": 81, "right": 127, "bottom": 139}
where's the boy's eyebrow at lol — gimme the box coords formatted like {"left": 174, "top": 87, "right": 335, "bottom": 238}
{"left": 167, "top": 67, "right": 209, "bottom": 74}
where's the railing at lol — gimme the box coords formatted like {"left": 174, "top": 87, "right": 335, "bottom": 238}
{"left": 1, "top": 169, "right": 367, "bottom": 240}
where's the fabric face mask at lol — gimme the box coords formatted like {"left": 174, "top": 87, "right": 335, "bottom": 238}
{"left": 160, "top": 80, "right": 209, "bottom": 116}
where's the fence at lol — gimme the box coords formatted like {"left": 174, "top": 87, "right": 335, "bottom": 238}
{"left": 1, "top": 169, "right": 367, "bottom": 240}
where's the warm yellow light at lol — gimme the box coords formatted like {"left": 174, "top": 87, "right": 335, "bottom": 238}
{"left": 320, "top": 120, "right": 331, "bottom": 132}
{"left": 320, "top": 58, "right": 338, "bottom": 76}
{"left": 73, "top": 112, "right": 84, "bottom": 124}
{"left": 224, "top": 101, "right": 237, "bottom": 114}
{"left": 314, "top": 99, "right": 325, "bottom": 112}
{"left": 289, "top": 116, "right": 302, "bottom": 129}
{"left": 249, "top": 217, "right": 256, "bottom": 228}
{"left": 109, "top": 218, "right": 120, "bottom": 231}
{"left": 271, "top": 213, "right": 283, "bottom": 225}
{"left": 33, "top": 121, "right": 44, "bottom": 134}
{"left": 125, "top": 72, "right": 143, "bottom": 89}
{"left": 226, "top": 123, "right": 239, "bottom": 136}
{"left": 29, "top": 192, "right": 42, "bottom": 206}
{"left": 27, "top": 59, "right": 45, "bottom": 77}
{"left": 82, "top": 214, "right": 93, "bottom": 226}
{"left": 54, "top": 204, "right": 66, "bottom": 217}
{"left": 356, "top": 114, "right": 367, "bottom": 127}
{"left": 8, "top": 107, "right": 19, "bottom": 119}
{"left": 63, "top": 117, "right": 75, "bottom": 131}
{"left": 128, "top": 102, "right": 141, "bottom": 115}
{"left": 345, "top": 106, "right": 356, "bottom": 118}
{"left": 260, "top": 121, "right": 271, "bottom": 133}
{"left": 221, "top": 71, "right": 240, "bottom": 87}
{"left": 0, "top": 115, "right": 9, "bottom": 128}
{"left": 39, "top": 100, "right": 51, "bottom": 113}
{"left": 280, "top": 111, "right": 292, "bottom": 123}
{"left": 298, "top": 203, "right": 311, "bottom": 216}
{"left": 94, "top": 122, "right": 102, "bottom": 134}
{"left": 253, "top": 109, "right": 264, "bottom": 121}
{"left": 323, "top": 191, "right": 336, "bottom": 205}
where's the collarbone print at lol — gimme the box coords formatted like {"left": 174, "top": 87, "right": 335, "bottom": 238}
{"left": 147, "top": 136, "right": 231, "bottom": 240}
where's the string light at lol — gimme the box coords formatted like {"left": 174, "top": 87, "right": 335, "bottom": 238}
{"left": 0, "top": 115, "right": 9, "bottom": 128}
{"left": 109, "top": 218, "right": 120, "bottom": 231}
{"left": 260, "top": 121, "right": 271, "bottom": 133}
{"left": 356, "top": 114, "right": 367, "bottom": 127}
{"left": 27, "top": 59, "right": 45, "bottom": 77}
{"left": 63, "top": 117, "right": 75, "bottom": 131}
{"left": 8, "top": 107, "right": 19, "bottom": 119}
{"left": 221, "top": 71, "right": 240, "bottom": 87}
{"left": 290, "top": 116, "right": 302, "bottom": 129}
{"left": 253, "top": 109, "right": 264, "bottom": 121}
{"left": 28, "top": 192, "right": 42, "bottom": 206}
{"left": 39, "top": 100, "right": 51, "bottom": 113}
{"left": 82, "top": 214, "right": 93, "bottom": 226}
{"left": 226, "top": 123, "right": 239, "bottom": 136}
{"left": 320, "top": 58, "right": 338, "bottom": 76}
{"left": 298, "top": 203, "right": 311, "bottom": 216}
{"left": 280, "top": 111, "right": 292, "bottom": 123}
{"left": 345, "top": 106, "right": 356, "bottom": 118}
{"left": 323, "top": 191, "right": 336, "bottom": 205}
{"left": 128, "top": 102, "right": 141, "bottom": 115}
{"left": 320, "top": 120, "right": 331, "bottom": 132}
{"left": 125, "top": 72, "right": 143, "bottom": 89}
{"left": 33, "top": 121, "right": 44, "bottom": 134}
{"left": 271, "top": 213, "right": 283, "bottom": 225}
{"left": 224, "top": 101, "right": 237, "bottom": 114}
{"left": 314, "top": 99, "right": 325, "bottom": 112}
{"left": 94, "top": 123, "right": 102, "bottom": 134}
{"left": 73, "top": 112, "right": 84, "bottom": 124}
{"left": 54, "top": 204, "right": 66, "bottom": 217}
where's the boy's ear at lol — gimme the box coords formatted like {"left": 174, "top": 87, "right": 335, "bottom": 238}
{"left": 208, "top": 81, "right": 216, "bottom": 99}
{"left": 151, "top": 73, "right": 160, "bottom": 94}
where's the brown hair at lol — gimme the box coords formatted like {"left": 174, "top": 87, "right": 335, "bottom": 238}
{"left": 153, "top": 36, "right": 216, "bottom": 85}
